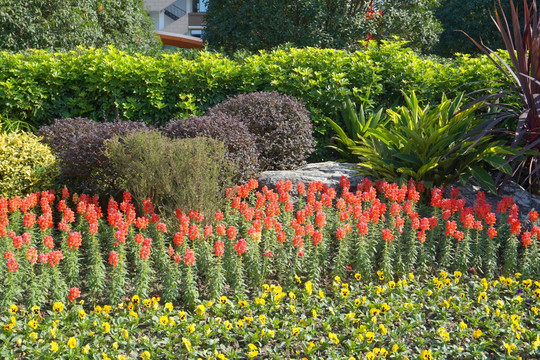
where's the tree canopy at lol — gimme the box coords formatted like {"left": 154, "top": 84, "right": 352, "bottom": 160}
{"left": 0, "top": 0, "right": 161, "bottom": 53}
{"left": 434, "top": 0, "right": 520, "bottom": 57}
{"left": 203, "top": 0, "right": 442, "bottom": 52}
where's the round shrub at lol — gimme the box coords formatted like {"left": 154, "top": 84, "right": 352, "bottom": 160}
{"left": 207, "top": 91, "right": 314, "bottom": 170}
{"left": 105, "top": 130, "right": 237, "bottom": 218}
{"left": 0, "top": 131, "right": 58, "bottom": 197}
{"left": 163, "top": 114, "right": 260, "bottom": 182}
{"left": 38, "top": 118, "right": 150, "bottom": 195}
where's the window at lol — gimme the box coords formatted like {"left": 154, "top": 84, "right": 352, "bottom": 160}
{"left": 190, "top": 30, "right": 203, "bottom": 38}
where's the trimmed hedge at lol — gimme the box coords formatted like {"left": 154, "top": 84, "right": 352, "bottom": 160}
{"left": 0, "top": 42, "right": 508, "bottom": 158}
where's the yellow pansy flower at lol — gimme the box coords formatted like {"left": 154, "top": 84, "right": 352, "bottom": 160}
{"left": 182, "top": 337, "right": 192, "bottom": 352}
{"left": 195, "top": 304, "right": 205, "bottom": 316}
{"left": 52, "top": 302, "right": 64, "bottom": 313}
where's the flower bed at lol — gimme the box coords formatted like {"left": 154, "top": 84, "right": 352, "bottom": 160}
{"left": 1, "top": 177, "right": 540, "bottom": 359}
{"left": 1, "top": 272, "right": 539, "bottom": 359}
{"left": 1, "top": 177, "right": 539, "bottom": 308}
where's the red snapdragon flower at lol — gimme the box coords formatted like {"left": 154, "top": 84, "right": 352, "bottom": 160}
{"left": 23, "top": 212, "right": 36, "bottom": 228}
{"left": 529, "top": 210, "right": 539, "bottom": 223}
{"left": 454, "top": 231, "right": 464, "bottom": 241}
{"left": 315, "top": 212, "right": 326, "bottom": 228}
{"left": 312, "top": 231, "right": 322, "bottom": 246}
{"left": 6, "top": 258, "right": 19, "bottom": 272}
{"left": 234, "top": 239, "right": 248, "bottom": 255}
{"left": 381, "top": 228, "right": 394, "bottom": 242}
{"left": 188, "top": 224, "right": 199, "bottom": 240}
{"left": 297, "top": 182, "right": 306, "bottom": 195}
{"left": 509, "top": 216, "right": 521, "bottom": 235}
{"left": 227, "top": 226, "right": 237, "bottom": 241}
{"left": 140, "top": 245, "right": 151, "bottom": 260}
{"left": 67, "top": 232, "right": 82, "bottom": 250}
{"left": 293, "top": 235, "right": 304, "bottom": 248}
{"left": 44, "top": 235, "right": 55, "bottom": 249}
{"left": 184, "top": 248, "right": 195, "bottom": 265}
{"left": 445, "top": 221, "right": 457, "bottom": 236}
{"left": 26, "top": 247, "right": 38, "bottom": 265}
{"left": 522, "top": 231, "right": 533, "bottom": 247}
{"left": 48, "top": 250, "right": 63, "bottom": 267}
{"left": 69, "top": 287, "right": 81, "bottom": 301}
{"left": 156, "top": 222, "right": 167, "bottom": 234}
{"left": 108, "top": 251, "right": 119, "bottom": 267}
{"left": 214, "top": 241, "right": 224, "bottom": 257}
{"left": 135, "top": 233, "right": 144, "bottom": 245}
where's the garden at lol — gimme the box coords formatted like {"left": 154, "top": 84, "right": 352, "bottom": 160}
{"left": 1, "top": 0, "right": 540, "bottom": 359}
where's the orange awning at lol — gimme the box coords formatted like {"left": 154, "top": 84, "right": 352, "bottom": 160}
{"left": 157, "top": 31, "right": 204, "bottom": 49}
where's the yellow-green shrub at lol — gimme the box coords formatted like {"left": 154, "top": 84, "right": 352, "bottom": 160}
{"left": 0, "top": 131, "right": 58, "bottom": 197}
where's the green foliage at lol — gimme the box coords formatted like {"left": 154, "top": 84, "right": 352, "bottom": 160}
{"left": 163, "top": 114, "right": 261, "bottom": 183}
{"left": 374, "top": 0, "right": 443, "bottom": 52}
{"left": 105, "top": 130, "right": 237, "bottom": 218}
{"left": 0, "top": 131, "right": 58, "bottom": 197}
{"left": 204, "top": 0, "right": 327, "bottom": 52}
{"left": 461, "top": 0, "right": 540, "bottom": 191}
{"left": 327, "top": 97, "right": 388, "bottom": 162}
{"left": 434, "top": 0, "right": 518, "bottom": 57}
{"left": 0, "top": 44, "right": 510, "bottom": 160}
{"left": 204, "top": 0, "right": 442, "bottom": 52}
{"left": 0, "top": 0, "right": 161, "bottom": 53}
{"left": 208, "top": 91, "right": 314, "bottom": 170}
{"left": 38, "top": 118, "right": 151, "bottom": 196}
{"left": 340, "top": 92, "right": 514, "bottom": 189}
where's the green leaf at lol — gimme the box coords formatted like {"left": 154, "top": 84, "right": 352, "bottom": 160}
{"left": 393, "top": 153, "right": 421, "bottom": 165}
{"left": 483, "top": 155, "right": 512, "bottom": 175}
{"left": 470, "top": 166, "right": 496, "bottom": 194}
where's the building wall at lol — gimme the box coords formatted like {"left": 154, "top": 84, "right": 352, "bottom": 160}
{"left": 148, "top": 11, "right": 161, "bottom": 30}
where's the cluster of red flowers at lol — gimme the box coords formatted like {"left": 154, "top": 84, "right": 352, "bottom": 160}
{"left": 1, "top": 175, "right": 539, "bottom": 302}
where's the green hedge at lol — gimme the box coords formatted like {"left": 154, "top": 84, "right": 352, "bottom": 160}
{"left": 0, "top": 42, "right": 508, "bottom": 157}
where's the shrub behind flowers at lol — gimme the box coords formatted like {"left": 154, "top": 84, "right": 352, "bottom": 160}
{"left": 0, "top": 176, "right": 539, "bottom": 308}
{"left": 105, "top": 130, "right": 237, "bottom": 219}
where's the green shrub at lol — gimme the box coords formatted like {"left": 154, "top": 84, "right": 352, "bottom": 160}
{"left": 335, "top": 92, "right": 514, "bottom": 190}
{"left": 0, "top": 131, "right": 58, "bottom": 197}
{"left": 208, "top": 91, "right": 314, "bottom": 170}
{"left": 38, "top": 118, "right": 150, "bottom": 195}
{"left": 105, "top": 130, "right": 237, "bottom": 217}
{"left": 327, "top": 97, "right": 388, "bottom": 162}
{"left": 163, "top": 113, "right": 260, "bottom": 183}
{"left": 0, "top": 43, "right": 510, "bottom": 160}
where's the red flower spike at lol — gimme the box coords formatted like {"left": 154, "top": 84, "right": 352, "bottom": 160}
{"left": 69, "top": 287, "right": 81, "bottom": 301}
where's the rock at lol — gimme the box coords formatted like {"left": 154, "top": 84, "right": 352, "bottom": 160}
{"left": 258, "top": 161, "right": 363, "bottom": 193}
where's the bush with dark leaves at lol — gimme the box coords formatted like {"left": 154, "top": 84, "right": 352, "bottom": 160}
{"left": 207, "top": 91, "right": 314, "bottom": 170}
{"left": 38, "top": 118, "right": 150, "bottom": 195}
{"left": 163, "top": 114, "right": 260, "bottom": 182}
